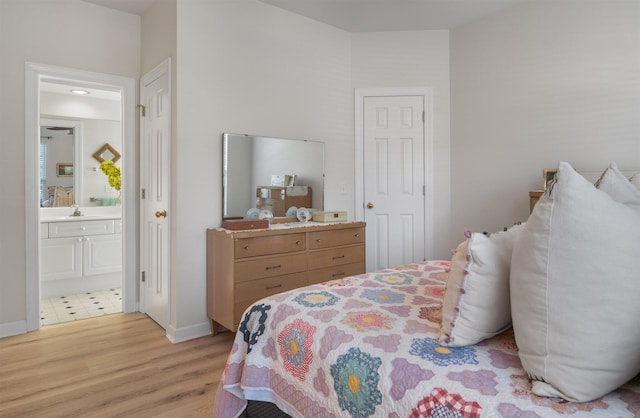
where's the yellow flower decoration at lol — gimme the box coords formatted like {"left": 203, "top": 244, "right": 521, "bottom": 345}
{"left": 100, "top": 160, "right": 121, "bottom": 191}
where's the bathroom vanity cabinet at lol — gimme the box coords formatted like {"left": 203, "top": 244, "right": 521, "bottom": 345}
{"left": 40, "top": 218, "right": 122, "bottom": 282}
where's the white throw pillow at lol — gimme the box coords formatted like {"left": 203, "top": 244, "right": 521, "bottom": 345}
{"left": 511, "top": 161, "right": 640, "bottom": 402}
{"left": 595, "top": 162, "right": 640, "bottom": 212}
{"left": 439, "top": 223, "right": 525, "bottom": 347}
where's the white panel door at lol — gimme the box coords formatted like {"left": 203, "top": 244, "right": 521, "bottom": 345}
{"left": 140, "top": 59, "right": 171, "bottom": 330}
{"left": 363, "top": 96, "right": 425, "bottom": 271}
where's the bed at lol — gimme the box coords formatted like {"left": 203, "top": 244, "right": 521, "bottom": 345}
{"left": 215, "top": 162, "right": 640, "bottom": 417}
{"left": 214, "top": 259, "right": 640, "bottom": 418}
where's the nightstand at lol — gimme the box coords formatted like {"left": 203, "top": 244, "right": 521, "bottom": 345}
{"left": 529, "top": 191, "right": 543, "bottom": 213}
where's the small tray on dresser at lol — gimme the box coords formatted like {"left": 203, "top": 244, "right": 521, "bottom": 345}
{"left": 222, "top": 219, "right": 269, "bottom": 230}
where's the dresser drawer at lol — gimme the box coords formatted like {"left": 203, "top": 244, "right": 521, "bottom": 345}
{"left": 48, "top": 220, "right": 115, "bottom": 238}
{"left": 207, "top": 221, "right": 366, "bottom": 334}
{"left": 306, "top": 261, "right": 365, "bottom": 284}
{"left": 235, "top": 233, "right": 306, "bottom": 258}
{"left": 235, "top": 271, "right": 308, "bottom": 304}
{"left": 308, "top": 227, "right": 365, "bottom": 250}
{"left": 234, "top": 272, "right": 308, "bottom": 325}
{"left": 235, "top": 253, "right": 308, "bottom": 283}
{"left": 308, "top": 245, "right": 364, "bottom": 270}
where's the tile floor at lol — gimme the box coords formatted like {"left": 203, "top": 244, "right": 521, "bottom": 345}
{"left": 40, "top": 288, "right": 122, "bottom": 326}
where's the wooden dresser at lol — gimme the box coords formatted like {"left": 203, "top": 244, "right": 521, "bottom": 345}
{"left": 207, "top": 221, "right": 365, "bottom": 334}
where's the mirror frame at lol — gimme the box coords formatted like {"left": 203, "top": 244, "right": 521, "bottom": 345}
{"left": 92, "top": 143, "right": 121, "bottom": 163}
{"left": 222, "top": 132, "right": 325, "bottom": 221}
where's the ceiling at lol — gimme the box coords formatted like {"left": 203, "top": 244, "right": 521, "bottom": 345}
{"left": 41, "top": 79, "right": 121, "bottom": 101}
{"left": 81, "top": 0, "right": 527, "bottom": 32}
{"left": 82, "top": 0, "right": 157, "bottom": 16}
{"left": 257, "top": 0, "right": 527, "bottom": 32}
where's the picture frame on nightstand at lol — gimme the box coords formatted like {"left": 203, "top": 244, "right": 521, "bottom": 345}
{"left": 543, "top": 168, "right": 557, "bottom": 190}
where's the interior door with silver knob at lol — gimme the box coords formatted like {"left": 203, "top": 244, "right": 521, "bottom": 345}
{"left": 363, "top": 95, "right": 425, "bottom": 271}
{"left": 140, "top": 59, "right": 171, "bottom": 330}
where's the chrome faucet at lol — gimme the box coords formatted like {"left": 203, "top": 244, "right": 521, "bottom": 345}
{"left": 70, "top": 205, "right": 82, "bottom": 217}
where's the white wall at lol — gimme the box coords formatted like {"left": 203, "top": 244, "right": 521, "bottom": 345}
{"left": 3, "top": 0, "right": 638, "bottom": 341}
{"left": 0, "top": 0, "right": 139, "bottom": 334}
{"left": 450, "top": 0, "right": 640, "bottom": 248}
{"left": 351, "top": 30, "right": 452, "bottom": 259}
{"left": 141, "top": 0, "right": 179, "bottom": 337}
{"left": 41, "top": 92, "right": 122, "bottom": 207}
{"left": 175, "top": 0, "right": 352, "bottom": 331}
{"left": 80, "top": 119, "right": 122, "bottom": 206}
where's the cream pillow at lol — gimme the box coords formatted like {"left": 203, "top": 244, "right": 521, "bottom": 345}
{"left": 439, "top": 223, "right": 525, "bottom": 347}
{"left": 595, "top": 162, "right": 640, "bottom": 212}
{"left": 511, "top": 161, "right": 640, "bottom": 402}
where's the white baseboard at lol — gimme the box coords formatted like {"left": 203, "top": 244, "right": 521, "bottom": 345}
{"left": 0, "top": 320, "right": 27, "bottom": 339}
{"left": 166, "top": 320, "right": 212, "bottom": 344}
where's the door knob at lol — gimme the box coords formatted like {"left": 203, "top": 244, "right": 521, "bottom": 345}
{"left": 155, "top": 210, "right": 167, "bottom": 218}
{"left": 366, "top": 202, "right": 374, "bottom": 209}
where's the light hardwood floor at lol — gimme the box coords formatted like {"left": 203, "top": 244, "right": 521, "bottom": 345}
{"left": 0, "top": 313, "right": 235, "bottom": 418}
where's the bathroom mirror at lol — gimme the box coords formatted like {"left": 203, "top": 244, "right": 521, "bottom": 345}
{"left": 222, "top": 133, "right": 324, "bottom": 220}
{"left": 39, "top": 79, "right": 122, "bottom": 207}
{"left": 40, "top": 119, "right": 79, "bottom": 207}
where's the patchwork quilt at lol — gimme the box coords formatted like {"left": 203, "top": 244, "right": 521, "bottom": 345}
{"left": 214, "top": 261, "right": 640, "bottom": 418}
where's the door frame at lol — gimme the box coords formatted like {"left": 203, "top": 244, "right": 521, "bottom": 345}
{"left": 25, "top": 62, "right": 138, "bottom": 331}
{"left": 354, "top": 86, "right": 435, "bottom": 263}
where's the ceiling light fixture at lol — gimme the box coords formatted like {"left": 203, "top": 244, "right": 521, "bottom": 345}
{"left": 70, "top": 89, "right": 90, "bottom": 95}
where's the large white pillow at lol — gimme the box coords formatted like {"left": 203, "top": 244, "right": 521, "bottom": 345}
{"left": 511, "top": 161, "right": 640, "bottom": 402}
{"left": 439, "top": 223, "right": 525, "bottom": 347}
{"left": 595, "top": 162, "right": 640, "bottom": 212}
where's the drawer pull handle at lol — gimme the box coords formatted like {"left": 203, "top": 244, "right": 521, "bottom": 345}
{"left": 243, "top": 245, "right": 249, "bottom": 250}
{"left": 332, "top": 255, "right": 345, "bottom": 260}
{"left": 332, "top": 272, "right": 346, "bottom": 278}
{"left": 266, "top": 264, "right": 282, "bottom": 270}
{"left": 296, "top": 240, "right": 301, "bottom": 245}
{"left": 265, "top": 284, "right": 282, "bottom": 290}
{"left": 354, "top": 234, "right": 359, "bottom": 238}
{"left": 316, "top": 239, "right": 321, "bottom": 242}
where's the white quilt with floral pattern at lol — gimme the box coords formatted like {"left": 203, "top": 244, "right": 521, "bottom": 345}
{"left": 214, "top": 261, "right": 640, "bottom": 418}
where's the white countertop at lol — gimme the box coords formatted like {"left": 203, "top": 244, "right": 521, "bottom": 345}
{"left": 40, "top": 214, "right": 122, "bottom": 223}
{"left": 40, "top": 207, "right": 122, "bottom": 223}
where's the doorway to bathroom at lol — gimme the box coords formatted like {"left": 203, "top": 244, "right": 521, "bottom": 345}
{"left": 25, "top": 63, "right": 137, "bottom": 331}
{"left": 39, "top": 114, "right": 123, "bottom": 325}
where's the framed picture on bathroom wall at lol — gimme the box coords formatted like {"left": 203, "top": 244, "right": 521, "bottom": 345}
{"left": 56, "top": 163, "right": 73, "bottom": 177}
